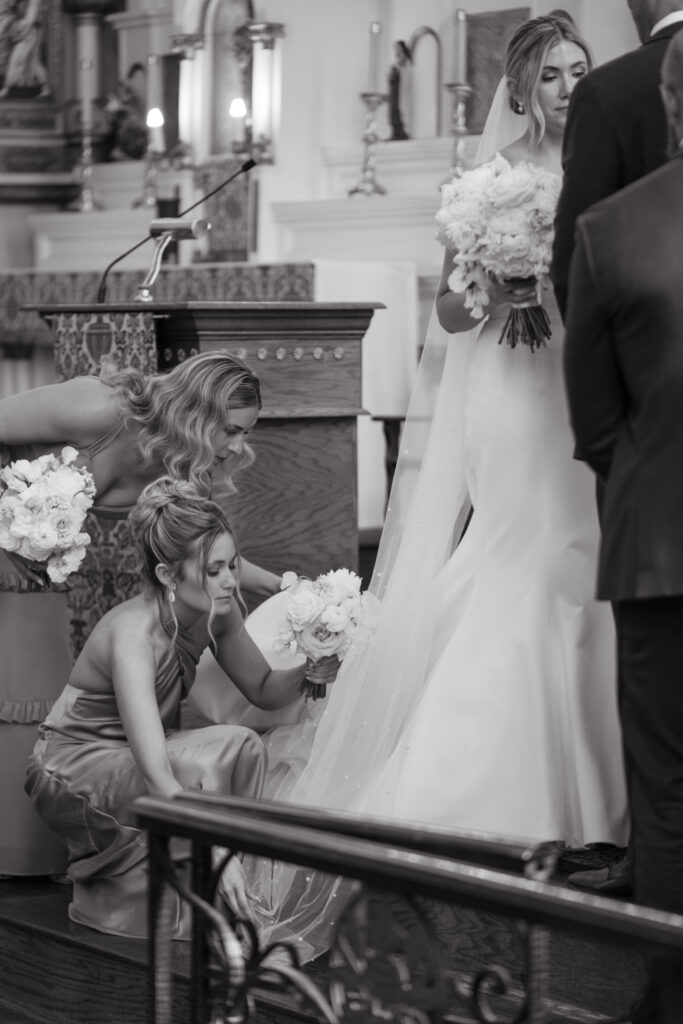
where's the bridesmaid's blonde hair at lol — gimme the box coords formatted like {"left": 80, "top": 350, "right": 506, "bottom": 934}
{"left": 102, "top": 351, "right": 261, "bottom": 495}
{"left": 505, "top": 14, "right": 593, "bottom": 148}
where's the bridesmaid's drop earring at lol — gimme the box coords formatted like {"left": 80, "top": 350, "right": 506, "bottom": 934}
{"left": 168, "top": 584, "right": 176, "bottom": 604}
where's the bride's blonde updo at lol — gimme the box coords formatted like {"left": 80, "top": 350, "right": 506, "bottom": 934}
{"left": 505, "top": 13, "right": 593, "bottom": 148}
{"left": 129, "top": 476, "right": 239, "bottom": 597}
{"left": 101, "top": 351, "right": 262, "bottom": 496}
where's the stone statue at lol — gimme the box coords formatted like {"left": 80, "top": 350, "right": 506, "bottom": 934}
{"left": 388, "top": 40, "right": 412, "bottom": 141}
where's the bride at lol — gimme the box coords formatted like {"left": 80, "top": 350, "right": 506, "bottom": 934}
{"left": 238, "top": 12, "right": 628, "bottom": 958}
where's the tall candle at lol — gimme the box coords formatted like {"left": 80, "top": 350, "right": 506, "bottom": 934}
{"left": 367, "top": 21, "right": 382, "bottom": 94}
{"left": 453, "top": 9, "right": 468, "bottom": 84}
{"left": 76, "top": 14, "right": 99, "bottom": 131}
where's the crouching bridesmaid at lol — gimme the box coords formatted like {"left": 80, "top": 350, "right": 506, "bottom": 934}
{"left": 25, "top": 477, "right": 306, "bottom": 939}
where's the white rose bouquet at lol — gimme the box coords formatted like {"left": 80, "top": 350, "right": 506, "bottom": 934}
{"left": 0, "top": 446, "right": 96, "bottom": 584}
{"left": 436, "top": 154, "right": 562, "bottom": 352}
{"left": 275, "top": 568, "right": 380, "bottom": 700}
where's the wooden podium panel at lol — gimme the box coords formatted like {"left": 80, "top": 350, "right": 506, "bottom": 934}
{"left": 27, "top": 302, "right": 379, "bottom": 649}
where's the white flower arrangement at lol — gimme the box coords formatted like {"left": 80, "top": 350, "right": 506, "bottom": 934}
{"left": 276, "top": 568, "right": 380, "bottom": 699}
{"left": 0, "top": 446, "right": 96, "bottom": 584}
{"left": 436, "top": 154, "right": 562, "bottom": 350}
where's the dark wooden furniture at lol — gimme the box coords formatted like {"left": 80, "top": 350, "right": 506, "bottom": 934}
{"left": 26, "top": 301, "right": 380, "bottom": 648}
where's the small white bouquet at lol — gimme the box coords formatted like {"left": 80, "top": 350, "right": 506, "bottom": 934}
{"left": 0, "top": 446, "right": 96, "bottom": 584}
{"left": 436, "top": 154, "right": 561, "bottom": 351}
{"left": 275, "top": 568, "right": 380, "bottom": 700}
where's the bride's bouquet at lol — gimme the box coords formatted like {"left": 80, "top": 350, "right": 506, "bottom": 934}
{"left": 436, "top": 154, "right": 561, "bottom": 351}
{"left": 0, "top": 446, "right": 96, "bottom": 584}
{"left": 275, "top": 569, "right": 380, "bottom": 700}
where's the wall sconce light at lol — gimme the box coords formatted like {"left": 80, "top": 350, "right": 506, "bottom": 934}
{"left": 133, "top": 107, "right": 166, "bottom": 209}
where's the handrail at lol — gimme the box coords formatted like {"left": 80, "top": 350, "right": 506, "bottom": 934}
{"left": 134, "top": 792, "right": 683, "bottom": 953}
{"left": 171, "top": 791, "right": 534, "bottom": 873}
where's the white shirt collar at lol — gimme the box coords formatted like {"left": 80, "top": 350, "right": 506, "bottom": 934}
{"left": 651, "top": 11, "right": 683, "bottom": 36}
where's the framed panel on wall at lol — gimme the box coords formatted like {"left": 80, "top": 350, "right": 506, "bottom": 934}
{"left": 467, "top": 7, "right": 531, "bottom": 133}
{"left": 0, "top": 0, "right": 65, "bottom": 172}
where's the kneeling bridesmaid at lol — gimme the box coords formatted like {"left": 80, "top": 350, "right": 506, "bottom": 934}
{"left": 25, "top": 478, "right": 306, "bottom": 939}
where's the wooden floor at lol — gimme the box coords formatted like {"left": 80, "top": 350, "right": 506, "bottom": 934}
{"left": 0, "top": 855, "right": 647, "bottom": 1024}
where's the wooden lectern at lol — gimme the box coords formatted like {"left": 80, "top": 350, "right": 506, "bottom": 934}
{"left": 26, "top": 301, "right": 380, "bottom": 651}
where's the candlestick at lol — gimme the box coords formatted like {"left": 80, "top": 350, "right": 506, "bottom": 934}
{"left": 348, "top": 91, "right": 388, "bottom": 198}
{"left": 453, "top": 9, "right": 468, "bottom": 84}
{"left": 445, "top": 81, "right": 473, "bottom": 177}
{"left": 68, "top": 11, "right": 103, "bottom": 212}
{"left": 367, "top": 21, "right": 382, "bottom": 94}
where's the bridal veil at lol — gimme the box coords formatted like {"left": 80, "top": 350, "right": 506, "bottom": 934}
{"left": 246, "top": 79, "right": 525, "bottom": 961}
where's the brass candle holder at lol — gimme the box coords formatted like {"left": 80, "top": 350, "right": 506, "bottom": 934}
{"left": 348, "top": 91, "right": 388, "bottom": 197}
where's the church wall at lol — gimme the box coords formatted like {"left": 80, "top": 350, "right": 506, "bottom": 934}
{"left": 252, "top": 0, "right": 642, "bottom": 261}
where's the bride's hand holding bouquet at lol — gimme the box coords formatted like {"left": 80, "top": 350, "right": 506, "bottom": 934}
{"left": 436, "top": 154, "right": 561, "bottom": 351}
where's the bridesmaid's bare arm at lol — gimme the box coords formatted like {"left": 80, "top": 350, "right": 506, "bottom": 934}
{"left": 0, "top": 377, "right": 117, "bottom": 447}
{"left": 211, "top": 600, "right": 305, "bottom": 709}
{"left": 110, "top": 622, "right": 183, "bottom": 799}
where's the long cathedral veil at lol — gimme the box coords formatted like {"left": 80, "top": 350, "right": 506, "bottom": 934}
{"left": 245, "top": 79, "right": 524, "bottom": 961}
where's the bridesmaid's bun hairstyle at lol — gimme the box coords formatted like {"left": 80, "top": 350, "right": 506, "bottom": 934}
{"left": 505, "top": 13, "right": 593, "bottom": 148}
{"left": 129, "top": 476, "right": 238, "bottom": 593}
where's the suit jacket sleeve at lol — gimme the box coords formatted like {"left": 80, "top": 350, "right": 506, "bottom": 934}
{"left": 551, "top": 75, "right": 621, "bottom": 320}
{"left": 563, "top": 219, "right": 627, "bottom": 482}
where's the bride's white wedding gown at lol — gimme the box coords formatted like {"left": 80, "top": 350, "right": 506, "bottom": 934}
{"left": 359, "top": 293, "right": 628, "bottom": 847}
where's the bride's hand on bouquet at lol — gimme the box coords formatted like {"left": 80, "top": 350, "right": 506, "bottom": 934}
{"left": 489, "top": 276, "right": 539, "bottom": 308}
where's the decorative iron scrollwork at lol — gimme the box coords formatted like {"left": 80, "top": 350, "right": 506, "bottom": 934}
{"left": 326, "top": 859, "right": 555, "bottom": 1024}
{"left": 152, "top": 844, "right": 339, "bottom": 1024}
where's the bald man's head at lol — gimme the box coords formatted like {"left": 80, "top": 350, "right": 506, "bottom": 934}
{"left": 661, "top": 30, "right": 683, "bottom": 153}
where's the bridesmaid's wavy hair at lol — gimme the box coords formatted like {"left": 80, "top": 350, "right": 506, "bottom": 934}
{"left": 129, "top": 477, "right": 244, "bottom": 649}
{"left": 101, "top": 351, "right": 262, "bottom": 496}
{"left": 505, "top": 14, "right": 593, "bottom": 149}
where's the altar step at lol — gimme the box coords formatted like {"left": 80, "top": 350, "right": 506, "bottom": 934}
{"left": 0, "top": 878, "right": 310, "bottom": 1024}
{"left": 0, "top": 874, "right": 646, "bottom": 1024}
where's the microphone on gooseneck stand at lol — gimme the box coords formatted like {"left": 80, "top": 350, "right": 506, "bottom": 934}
{"left": 95, "top": 158, "right": 258, "bottom": 304}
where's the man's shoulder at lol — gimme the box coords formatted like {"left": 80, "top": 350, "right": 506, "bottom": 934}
{"left": 579, "top": 159, "right": 680, "bottom": 235}
{"left": 575, "top": 40, "right": 664, "bottom": 104}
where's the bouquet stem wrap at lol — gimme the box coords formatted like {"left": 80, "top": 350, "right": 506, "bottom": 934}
{"left": 303, "top": 654, "right": 340, "bottom": 701}
{"left": 499, "top": 285, "right": 552, "bottom": 352}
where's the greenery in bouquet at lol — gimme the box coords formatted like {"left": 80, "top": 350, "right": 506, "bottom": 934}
{"left": 0, "top": 446, "right": 95, "bottom": 584}
{"left": 436, "top": 154, "right": 561, "bottom": 351}
{"left": 275, "top": 568, "right": 380, "bottom": 700}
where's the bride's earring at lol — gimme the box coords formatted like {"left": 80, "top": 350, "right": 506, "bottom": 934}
{"left": 168, "top": 583, "right": 176, "bottom": 604}
{"left": 512, "top": 98, "right": 525, "bottom": 115}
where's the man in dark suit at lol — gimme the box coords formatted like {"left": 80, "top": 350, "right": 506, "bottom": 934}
{"left": 564, "top": 31, "right": 683, "bottom": 1022}
{"left": 552, "top": 0, "right": 683, "bottom": 319}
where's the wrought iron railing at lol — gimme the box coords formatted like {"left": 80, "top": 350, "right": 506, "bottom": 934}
{"left": 134, "top": 792, "right": 683, "bottom": 1024}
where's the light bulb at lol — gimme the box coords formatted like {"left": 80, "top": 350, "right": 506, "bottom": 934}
{"left": 146, "top": 107, "right": 165, "bottom": 128}
{"left": 229, "top": 97, "right": 247, "bottom": 118}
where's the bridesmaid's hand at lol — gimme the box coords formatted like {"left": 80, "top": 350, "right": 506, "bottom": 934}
{"left": 218, "top": 856, "right": 255, "bottom": 922}
{"left": 3, "top": 550, "right": 47, "bottom": 586}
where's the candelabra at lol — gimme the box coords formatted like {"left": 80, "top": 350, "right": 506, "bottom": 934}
{"left": 445, "top": 81, "right": 473, "bottom": 178}
{"left": 348, "top": 92, "right": 388, "bottom": 198}
{"left": 69, "top": 114, "right": 103, "bottom": 212}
